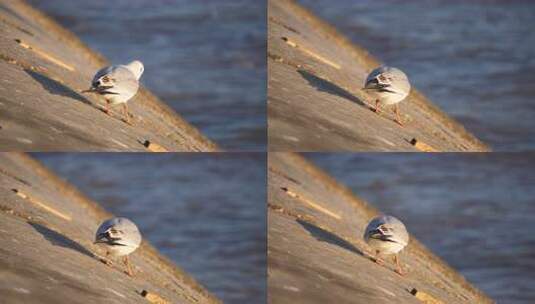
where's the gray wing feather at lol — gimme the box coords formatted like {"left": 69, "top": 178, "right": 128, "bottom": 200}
{"left": 96, "top": 217, "right": 142, "bottom": 247}
{"left": 92, "top": 66, "right": 114, "bottom": 84}
{"left": 364, "top": 215, "right": 409, "bottom": 246}
{"left": 364, "top": 66, "right": 410, "bottom": 94}
{"left": 92, "top": 65, "right": 139, "bottom": 97}
{"left": 365, "top": 66, "right": 389, "bottom": 85}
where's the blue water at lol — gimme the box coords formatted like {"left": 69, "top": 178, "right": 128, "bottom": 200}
{"left": 307, "top": 153, "right": 535, "bottom": 304}
{"left": 298, "top": 0, "right": 535, "bottom": 151}
{"left": 34, "top": 153, "right": 266, "bottom": 304}
{"left": 28, "top": 0, "right": 266, "bottom": 151}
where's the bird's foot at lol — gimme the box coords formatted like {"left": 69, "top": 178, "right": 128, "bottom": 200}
{"left": 99, "top": 257, "right": 113, "bottom": 266}
{"left": 372, "top": 99, "right": 381, "bottom": 114}
{"left": 373, "top": 257, "right": 384, "bottom": 265}
{"left": 393, "top": 104, "right": 405, "bottom": 126}
{"left": 395, "top": 268, "right": 405, "bottom": 276}
{"left": 122, "top": 116, "right": 134, "bottom": 125}
{"left": 120, "top": 107, "right": 134, "bottom": 125}
{"left": 123, "top": 256, "right": 135, "bottom": 276}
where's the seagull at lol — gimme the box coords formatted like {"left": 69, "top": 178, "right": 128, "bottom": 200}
{"left": 363, "top": 215, "right": 409, "bottom": 275}
{"left": 94, "top": 217, "right": 142, "bottom": 276}
{"left": 83, "top": 60, "right": 144, "bottom": 123}
{"left": 363, "top": 66, "right": 411, "bottom": 126}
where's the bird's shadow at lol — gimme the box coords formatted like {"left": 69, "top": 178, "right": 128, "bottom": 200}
{"left": 0, "top": 5, "right": 29, "bottom": 25}
{"left": 297, "top": 219, "right": 365, "bottom": 257}
{"left": 24, "top": 69, "right": 92, "bottom": 105}
{"left": 29, "top": 222, "right": 95, "bottom": 259}
{"left": 298, "top": 70, "right": 369, "bottom": 108}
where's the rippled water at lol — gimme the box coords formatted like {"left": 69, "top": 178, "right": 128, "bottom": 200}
{"left": 298, "top": 0, "right": 535, "bottom": 151}
{"left": 34, "top": 153, "right": 266, "bottom": 304}
{"left": 307, "top": 153, "right": 535, "bottom": 304}
{"left": 28, "top": 0, "right": 266, "bottom": 151}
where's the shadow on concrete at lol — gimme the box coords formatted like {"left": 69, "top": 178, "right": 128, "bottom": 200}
{"left": 298, "top": 70, "right": 368, "bottom": 108}
{"left": 29, "top": 222, "right": 95, "bottom": 259}
{"left": 0, "top": 5, "right": 29, "bottom": 25}
{"left": 0, "top": 100, "right": 108, "bottom": 150}
{"left": 24, "top": 69, "right": 92, "bottom": 105}
{"left": 297, "top": 219, "right": 364, "bottom": 256}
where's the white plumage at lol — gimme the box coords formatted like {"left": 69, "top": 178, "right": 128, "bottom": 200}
{"left": 84, "top": 60, "right": 144, "bottom": 123}
{"left": 364, "top": 66, "right": 411, "bottom": 125}
{"left": 94, "top": 217, "right": 142, "bottom": 276}
{"left": 364, "top": 215, "right": 409, "bottom": 274}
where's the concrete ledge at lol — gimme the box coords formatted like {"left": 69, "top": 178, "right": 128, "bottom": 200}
{"left": 268, "top": 153, "right": 493, "bottom": 303}
{"left": 268, "top": 0, "right": 490, "bottom": 152}
{"left": 0, "top": 152, "right": 221, "bottom": 303}
{"left": 0, "top": 0, "right": 218, "bottom": 151}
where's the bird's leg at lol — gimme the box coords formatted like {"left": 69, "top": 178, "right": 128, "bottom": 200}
{"left": 122, "top": 103, "right": 130, "bottom": 124}
{"left": 99, "top": 251, "right": 113, "bottom": 266}
{"left": 123, "top": 255, "right": 135, "bottom": 276}
{"left": 374, "top": 99, "right": 381, "bottom": 114}
{"left": 393, "top": 254, "right": 405, "bottom": 276}
{"left": 394, "top": 104, "right": 404, "bottom": 126}
{"left": 104, "top": 100, "right": 110, "bottom": 114}
{"left": 374, "top": 250, "right": 384, "bottom": 265}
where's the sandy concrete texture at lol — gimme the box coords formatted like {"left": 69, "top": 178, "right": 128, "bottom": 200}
{"left": 0, "top": 0, "right": 218, "bottom": 151}
{"left": 0, "top": 152, "right": 221, "bottom": 304}
{"left": 268, "top": 153, "right": 494, "bottom": 303}
{"left": 268, "top": 0, "right": 490, "bottom": 152}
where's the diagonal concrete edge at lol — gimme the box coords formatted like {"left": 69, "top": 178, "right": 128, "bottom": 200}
{"left": 268, "top": 0, "right": 490, "bottom": 152}
{"left": 0, "top": 0, "right": 218, "bottom": 151}
{"left": 268, "top": 152, "right": 494, "bottom": 303}
{"left": 0, "top": 152, "right": 221, "bottom": 304}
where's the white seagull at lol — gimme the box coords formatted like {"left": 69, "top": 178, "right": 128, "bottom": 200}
{"left": 83, "top": 60, "right": 144, "bottom": 123}
{"left": 363, "top": 66, "right": 411, "bottom": 126}
{"left": 94, "top": 217, "right": 142, "bottom": 276}
{"left": 364, "top": 215, "right": 409, "bottom": 275}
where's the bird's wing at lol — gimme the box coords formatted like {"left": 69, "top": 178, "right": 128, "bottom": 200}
{"left": 385, "top": 68, "right": 411, "bottom": 93}
{"left": 369, "top": 223, "right": 392, "bottom": 237}
{"left": 383, "top": 218, "right": 409, "bottom": 245}
{"left": 364, "top": 67, "right": 394, "bottom": 90}
{"left": 91, "top": 66, "right": 138, "bottom": 95}
{"left": 95, "top": 220, "right": 130, "bottom": 246}
{"left": 365, "top": 215, "right": 409, "bottom": 244}
{"left": 116, "top": 218, "right": 142, "bottom": 246}
{"left": 365, "top": 67, "right": 387, "bottom": 83}
{"left": 96, "top": 218, "right": 115, "bottom": 236}
{"left": 92, "top": 66, "right": 113, "bottom": 85}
